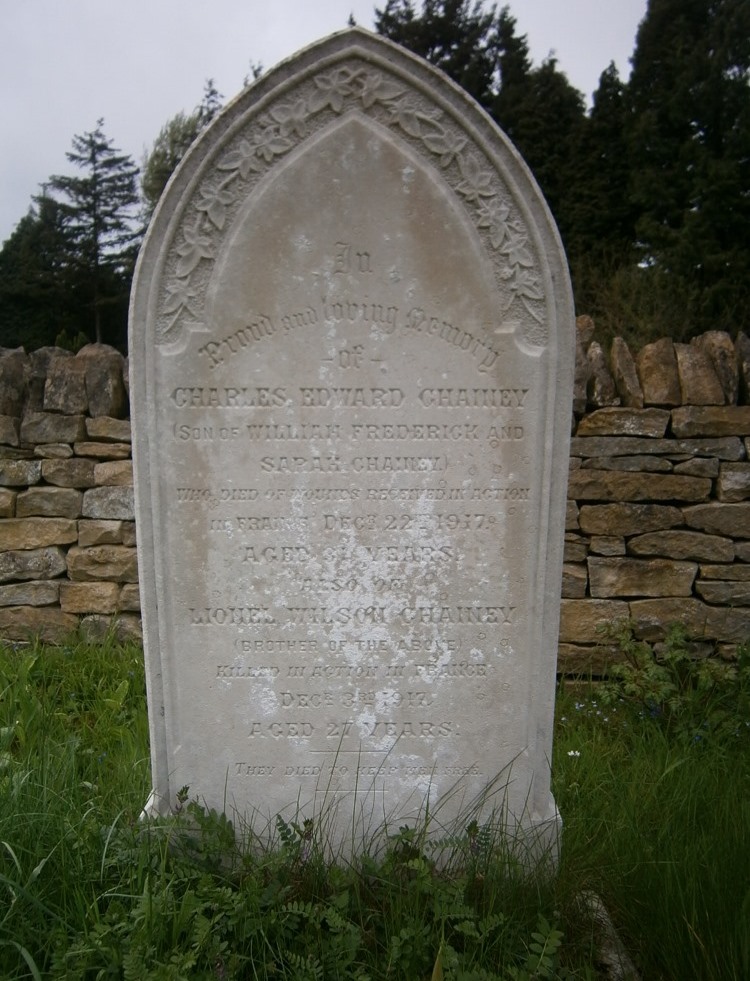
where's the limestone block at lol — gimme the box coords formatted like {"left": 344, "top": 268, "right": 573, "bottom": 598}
{"left": 564, "top": 533, "right": 588, "bottom": 562}
{"left": 559, "top": 598, "right": 629, "bottom": 643}
{"left": 82, "top": 486, "right": 135, "bottom": 520}
{"left": 717, "top": 463, "right": 750, "bottom": 502}
{"left": 699, "top": 564, "right": 750, "bottom": 580}
{"left": 34, "top": 442, "right": 74, "bottom": 459}
{"left": 578, "top": 503, "right": 684, "bottom": 536}
{"left": 627, "top": 530, "right": 734, "bottom": 563}
{"left": 586, "top": 342, "right": 619, "bottom": 408}
{"left": 40, "top": 458, "right": 96, "bottom": 488}
{"left": 16, "top": 487, "right": 83, "bottom": 519}
{"left": 581, "top": 455, "right": 672, "bottom": 472}
{"left": 43, "top": 354, "right": 88, "bottom": 413}
{"left": 674, "top": 344, "right": 725, "bottom": 405}
{"left": 60, "top": 581, "right": 121, "bottom": 614}
{"left": 119, "top": 583, "right": 141, "bottom": 611}
{"left": 20, "top": 411, "right": 86, "bottom": 445}
{"left": 557, "top": 642, "right": 625, "bottom": 676}
{"left": 77, "top": 344, "right": 128, "bottom": 418}
{"left": 0, "top": 348, "right": 29, "bottom": 416}
{"left": 85, "top": 416, "right": 131, "bottom": 442}
{"left": 696, "top": 580, "right": 750, "bottom": 605}
{"left": 0, "top": 606, "right": 78, "bottom": 643}
{"left": 0, "top": 518, "right": 78, "bottom": 550}
{"left": 74, "top": 441, "right": 132, "bottom": 460}
{"left": 0, "top": 460, "right": 42, "bottom": 486}
{"left": 0, "top": 416, "right": 20, "bottom": 447}
{"left": 565, "top": 500, "right": 579, "bottom": 531}
{"left": 589, "top": 536, "right": 626, "bottom": 556}
{"left": 673, "top": 457, "right": 719, "bottom": 478}
{"left": 77, "top": 520, "right": 124, "bottom": 547}
{"left": 736, "top": 332, "right": 750, "bottom": 404}
{"left": 692, "top": 331, "right": 739, "bottom": 405}
{"left": 588, "top": 557, "right": 697, "bottom": 598}
{"left": 94, "top": 460, "right": 133, "bottom": 486}
{"left": 121, "top": 522, "right": 137, "bottom": 546}
{"left": 671, "top": 405, "right": 750, "bottom": 438}
{"left": 0, "top": 489, "right": 15, "bottom": 517}
{"left": 568, "top": 470, "right": 711, "bottom": 503}
{"left": 628, "top": 598, "right": 711, "bottom": 642}
{"left": 636, "top": 337, "right": 681, "bottom": 407}
{"left": 683, "top": 502, "right": 750, "bottom": 538}
{"left": 66, "top": 545, "right": 138, "bottom": 582}
{"left": 569, "top": 435, "right": 742, "bottom": 460}
{"left": 562, "top": 563, "right": 587, "bottom": 598}
{"left": 80, "top": 613, "right": 142, "bottom": 644}
{"left": 0, "top": 580, "right": 59, "bottom": 607}
{"left": 576, "top": 407, "right": 669, "bottom": 438}
{"left": 610, "top": 337, "right": 643, "bottom": 408}
{"left": 0, "top": 546, "right": 67, "bottom": 583}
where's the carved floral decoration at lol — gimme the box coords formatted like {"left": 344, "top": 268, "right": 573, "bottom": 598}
{"left": 160, "top": 64, "right": 546, "bottom": 343}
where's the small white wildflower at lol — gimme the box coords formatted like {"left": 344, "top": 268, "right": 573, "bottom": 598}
{"left": 567, "top": 750, "right": 581, "bottom": 758}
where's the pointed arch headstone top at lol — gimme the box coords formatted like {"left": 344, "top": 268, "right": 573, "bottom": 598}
{"left": 130, "top": 27, "right": 574, "bottom": 860}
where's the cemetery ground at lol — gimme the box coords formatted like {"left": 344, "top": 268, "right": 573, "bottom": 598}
{"left": 0, "top": 631, "right": 748, "bottom": 980}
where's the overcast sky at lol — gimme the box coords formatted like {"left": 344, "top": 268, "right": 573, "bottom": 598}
{"left": 1, "top": 0, "right": 647, "bottom": 245}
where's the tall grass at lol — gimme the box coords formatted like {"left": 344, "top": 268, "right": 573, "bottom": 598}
{"left": 0, "top": 632, "right": 748, "bottom": 978}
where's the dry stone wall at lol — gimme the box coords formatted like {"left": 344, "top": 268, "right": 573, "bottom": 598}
{"left": 1, "top": 329, "right": 749, "bottom": 671}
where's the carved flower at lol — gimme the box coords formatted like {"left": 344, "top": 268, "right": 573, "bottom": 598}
{"left": 308, "top": 68, "right": 357, "bottom": 113}
{"left": 455, "top": 154, "right": 494, "bottom": 202}
{"left": 271, "top": 99, "right": 309, "bottom": 138}
{"left": 175, "top": 219, "right": 213, "bottom": 278}
{"left": 218, "top": 139, "right": 264, "bottom": 179}
{"left": 195, "top": 181, "right": 235, "bottom": 230}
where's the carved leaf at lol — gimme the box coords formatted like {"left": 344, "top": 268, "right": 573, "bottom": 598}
{"left": 196, "top": 185, "right": 235, "bottom": 230}
{"left": 359, "top": 71, "right": 405, "bottom": 108}
{"left": 507, "top": 266, "right": 543, "bottom": 301}
{"left": 175, "top": 222, "right": 213, "bottom": 278}
{"left": 255, "top": 127, "right": 294, "bottom": 162}
{"left": 218, "top": 141, "right": 263, "bottom": 178}
{"left": 421, "top": 128, "right": 466, "bottom": 168}
{"left": 502, "top": 233, "right": 534, "bottom": 268}
{"left": 163, "top": 281, "right": 198, "bottom": 317}
{"left": 455, "top": 154, "right": 494, "bottom": 202}
{"left": 271, "top": 99, "right": 309, "bottom": 138}
{"left": 392, "top": 104, "right": 422, "bottom": 138}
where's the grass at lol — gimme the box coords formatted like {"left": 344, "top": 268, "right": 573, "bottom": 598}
{"left": 0, "top": 632, "right": 748, "bottom": 979}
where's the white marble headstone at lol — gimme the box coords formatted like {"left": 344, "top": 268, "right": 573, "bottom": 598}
{"left": 130, "top": 28, "right": 574, "bottom": 855}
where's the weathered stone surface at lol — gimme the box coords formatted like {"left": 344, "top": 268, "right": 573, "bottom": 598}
{"left": 569, "top": 435, "right": 743, "bottom": 460}
{"left": 0, "top": 546, "right": 67, "bottom": 583}
{"left": 94, "top": 460, "right": 133, "bottom": 486}
{"left": 586, "top": 341, "right": 619, "bottom": 408}
{"left": 559, "top": 598, "right": 629, "bottom": 643}
{"left": 673, "top": 457, "right": 719, "bottom": 478}
{"left": 34, "top": 442, "right": 74, "bottom": 459}
{"left": 121, "top": 522, "right": 137, "bottom": 546}
{"left": 85, "top": 416, "right": 131, "bottom": 442}
{"left": 674, "top": 343, "right": 725, "bottom": 405}
{"left": 704, "top": 605, "right": 750, "bottom": 643}
{"left": 627, "top": 530, "right": 734, "bottom": 562}
{"left": 589, "top": 536, "right": 626, "bottom": 556}
{"left": 43, "top": 354, "right": 88, "bottom": 414}
{"left": 60, "top": 581, "right": 121, "bottom": 614}
{"left": 20, "top": 411, "right": 86, "bottom": 445}
{"left": 77, "top": 344, "right": 128, "bottom": 418}
{"left": 0, "top": 580, "right": 59, "bottom": 607}
{"left": 26, "top": 347, "right": 65, "bottom": 412}
{"left": 40, "top": 458, "right": 96, "bottom": 488}
{"left": 568, "top": 470, "right": 711, "bottom": 502}
{"left": 588, "top": 557, "right": 697, "bottom": 598}
{"left": 671, "top": 405, "right": 750, "bottom": 438}
{"left": 576, "top": 314, "right": 596, "bottom": 349}
{"left": 573, "top": 334, "right": 590, "bottom": 415}
{"left": 80, "top": 612, "right": 142, "bottom": 644}
{"left": 564, "top": 533, "right": 588, "bottom": 562}
{"left": 73, "top": 441, "right": 132, "bottom": 460}
{"left": 119, "top": 583, "right": 141, "bottom": 611}
{"left": 696, "top": 580, "right": 750, "bottom": 605}
{"left": 566, "top": 500, "right": 579, "bottom": 531}
{"left": 15, "top": 487, "right": 83, "bottom": 519}
{"left": 610, "top": 336, "right": 643, "bottom": 408}
{"left": 562, "top": 563, "right": 588, "bottom": 598}
{"left": 557, "top": 643, "right": 625, "bottom": 676}
{"left": 737, "top": 332, "right": 750, "bottom": 404}
{"left": 699, "top": 563, "right": 750, "bottom": 580}
{"left": 581, "top": 455, "right": 672, "bottom": 472}
{"left": 0, "top": 606, "right": 78, "bottom": 642}
{"left": 67, "top": 545, "right": 138, "bottom": 582}
{"left": 576, "top": 407, "right": 669, "bottom": 438}
{"left": 0, "top": 489, "right": 14, "bottom": 517}
{"left": 736, "top": 542, "right": 750, "bottom": 562}
{"left": 0, "top": 348, "right": 29, "bottom": 416}
{"left": 82, "top": 486, "right": 134, "bottom": 520}
{"left": 0, "top": 518, "right": 78, "bottom": 550}
{"left": 683, "top": 502, "right": 750, "bottom": 538}
{"left": 717, "top": 463, "right": 750, "bottom": 503}
{"left": 0, "top": 416, "right": 20, "bottom": 447}
{"left": 629, "top": 598, "right": 712, "bottom": 642}
{"left": 636, "top": 337, "right": 681, "bottom": 407}
{"left": 0, "top": 460, "right": 42, "bottom": 486}
{"left": 578, "top": 503, "right": 684, "bottom": 536}
{"left": 693, "top": 331, "right": 739, "bottom": 405}
{"left": 77, "top": 519, "right": 124, "bottom": 547}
